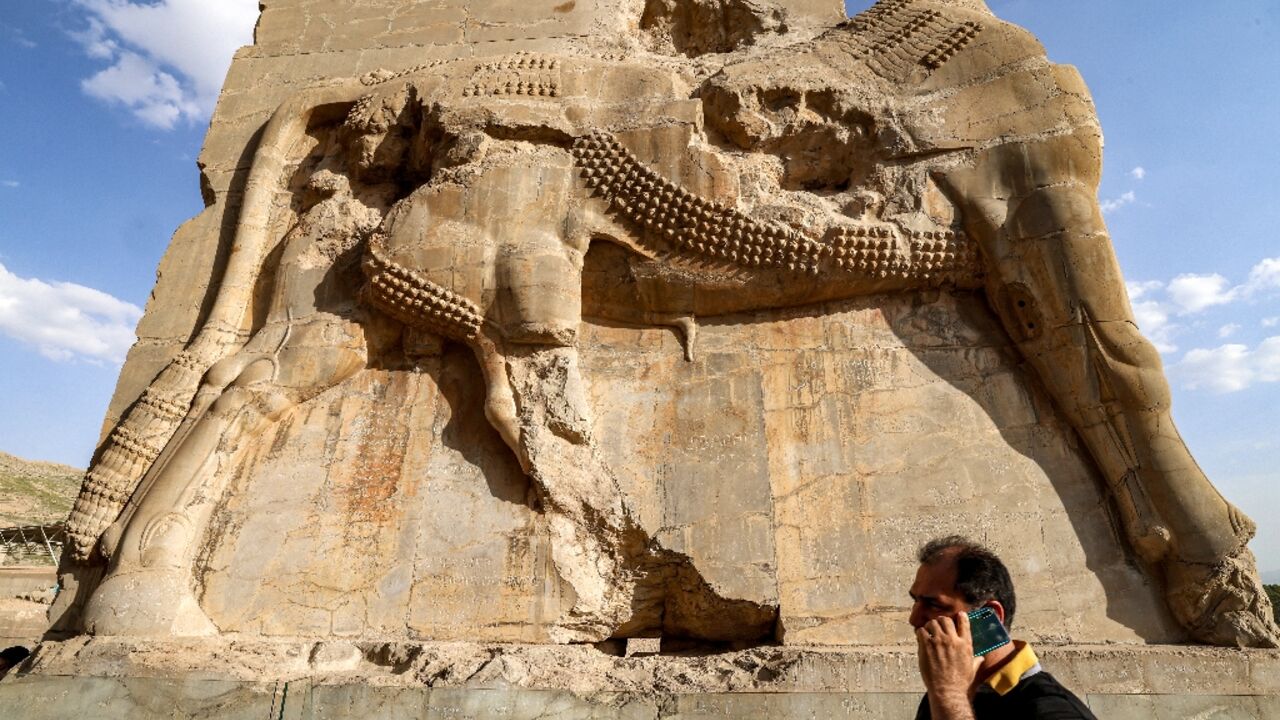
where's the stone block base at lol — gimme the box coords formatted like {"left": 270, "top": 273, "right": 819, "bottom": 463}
{"left": 2, "top": 677, "right": 1278, "bottom": 719}
{"left": 2, "top": 639, "right": 1277, "bottom": 718}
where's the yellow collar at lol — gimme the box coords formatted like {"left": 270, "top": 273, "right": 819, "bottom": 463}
{"left": 984, "top": 641, "right": 1039, "bottom": 696}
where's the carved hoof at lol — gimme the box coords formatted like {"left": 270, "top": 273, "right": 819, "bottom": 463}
{"left": 82, "top": 569, "right": 217, "bottom": 638}
{"left": 1165, "top": 549, "right": 1280, "bottom": 649}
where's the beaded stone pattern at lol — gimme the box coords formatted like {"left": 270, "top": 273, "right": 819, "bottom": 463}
{"left": 572, "top": 130, "right": 982, "bottom": 286}
{"left": 363, "top": 234, "right": 485, "bottom": 341}
{"left": 572, "top": 131, "right": 827, "bottom": 275}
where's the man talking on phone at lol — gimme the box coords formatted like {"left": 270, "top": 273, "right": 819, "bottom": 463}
{"left": 909, "top": 536, "right": 1097, "bottom": 719}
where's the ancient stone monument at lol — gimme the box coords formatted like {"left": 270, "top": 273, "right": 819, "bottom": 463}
{"left": 6, "top": 0, "right": 1279, "bottom": 716}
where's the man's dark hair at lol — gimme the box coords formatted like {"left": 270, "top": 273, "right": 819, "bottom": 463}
{"left": 918, "top": 535, "right": 1017, "bottom": 628}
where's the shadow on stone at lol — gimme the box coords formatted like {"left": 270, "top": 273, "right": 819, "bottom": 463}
{"left": 886, "top": 289, "right": 1185, "bottom": 643}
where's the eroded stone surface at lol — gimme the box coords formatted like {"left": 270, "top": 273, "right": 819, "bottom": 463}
{"left": 0, "top": 676, "right": 278, "bottom": 720}
{"left": 0, "top": 567, "right": 54, "bottom": 644}
{"left": 101, "top": 300, "right": 1183, "bottom": 645}
{"left": 4, "top": 676, "right": 1276, "bottom": 720}
{"left": 18, "top": 638, "right": 1280, "bottom": 697}
{"left": 12, "top": 639, "right": 1279, "bottom": 717}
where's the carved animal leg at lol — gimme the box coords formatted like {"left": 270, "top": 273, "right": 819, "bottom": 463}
{"left": 48, "top": 342, "right": 246, "bottom": 634}
{"left": 988, "top": 182, "right": 1276, "bottom": 646}
{"left": 62, "top": 340, "right": 231, "bottom": 562}
{"left": 369, "top": 254, "right": 642, "bottom": 638}
{"left": 478, "top": 338, "right": 640, "bottom": 642}
{"left": 83, "top": 358, "right": 286, "bottom": 637}
{"left": 472, "top": 332, "right": 529, "bottom": 473}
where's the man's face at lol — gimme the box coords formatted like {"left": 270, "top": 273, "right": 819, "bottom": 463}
{"left": 908, "top": 558, "right": 972, "bottom": 629}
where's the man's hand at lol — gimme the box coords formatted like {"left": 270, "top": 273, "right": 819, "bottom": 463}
{"left": 917, "top": 612, "right": 982, "bottom": 720}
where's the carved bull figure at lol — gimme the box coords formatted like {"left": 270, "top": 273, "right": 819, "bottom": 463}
{"left": 56, "top": 0, "right": 1277, "bottom": 647}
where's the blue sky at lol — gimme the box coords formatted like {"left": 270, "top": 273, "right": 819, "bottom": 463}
{"left": 0, "top": 1, "right": 1276, "bottom": 579}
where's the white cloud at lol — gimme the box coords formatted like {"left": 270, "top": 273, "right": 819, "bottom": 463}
{"left": 82, "top": 51, "right": 198, "bottom": 129}
{"left": 1130, "top": 166, "right": 1147, "bottom": 180}
{"left": 1132, "top": 300, "right": 1178, "bottom": 353}
{"left": 1260, "top": 339, "right": 1280, "bottom": 383}
{"left": 1179, "top": 344, "right": 1252, "bottom": 393}
{"left": 1166, "top": 273, "right": 1238, "bottom": 314}
{"left": 1177, "top": 337, "right": 1280, "bottom": 394}
{"left": 2, "top": 24, "right": 37, "bottom": 49}
{"left": 1126, "top": 280, "right": 1163, "bottom": 302}
{"left": 1100, "top": 190, "right": 1137, "bottom": 214}
{"left": 73, "top": 0, "right": 258, "bottom": 129}
{"left": 0, "top": 262, "right": 142, "bottom": 364}
{"left": 1, "top": 180, "right": 17, "bottom": 188}
{"left": 1127, "top": 256, "right": 1280, "bottom": 356}
{"left": 1243, "top": 257, "right": 1280, "bottom": 296}
{"left": 1138, "top": 258, "right": 1280, "bottom": 324}
{"left": 71, "top": 17, "right": 119, "bottom": 60}
{"left": 1126, "top": 281, "right": 1179, "bottom": 352}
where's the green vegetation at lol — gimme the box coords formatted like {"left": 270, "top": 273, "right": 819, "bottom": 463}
{"left": 0, "top": 451, "right": 81, "bottom": 526}
{"left": 1267, "top": 585, "right": 1280, "bottom": 625}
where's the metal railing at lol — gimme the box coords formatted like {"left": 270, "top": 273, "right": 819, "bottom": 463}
{"left": 0, "top": 523, "right": 65, "bottom": 566}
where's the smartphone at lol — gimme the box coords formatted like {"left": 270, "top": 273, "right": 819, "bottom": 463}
{"left": 967, "top": 607, "right": 1011, "bottom": 657}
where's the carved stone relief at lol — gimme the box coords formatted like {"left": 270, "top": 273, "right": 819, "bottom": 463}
{"left": 52, "top": 0, "right": 1277, "bottom": 650}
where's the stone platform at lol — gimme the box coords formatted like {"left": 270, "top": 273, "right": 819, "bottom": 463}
{"left": 0, "top": 566, "right": 54, "bottom": 645}
{"left": 2, "top": 639, "right": 1277, "bottom": 718}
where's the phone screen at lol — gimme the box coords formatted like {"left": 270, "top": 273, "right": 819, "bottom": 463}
{"left": 967, "top": 607, "right": 1011, "bottom": 657}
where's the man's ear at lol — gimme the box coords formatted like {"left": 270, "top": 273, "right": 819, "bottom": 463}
{"left": 986, "top": 600, "right": 1007, "bottom": 626}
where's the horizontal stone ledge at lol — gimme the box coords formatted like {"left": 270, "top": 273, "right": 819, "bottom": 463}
{"left": 1, "top": 677, "right": 1278, "bottom": 720}
{"left": 20, "top": 638, "right": 1279, "bottom": 698}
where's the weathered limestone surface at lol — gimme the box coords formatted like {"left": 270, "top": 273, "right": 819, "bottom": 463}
{"left": 6, "top": 677, "right": 1278, "bottom": 719}
{"left": 0, "top": 567, "right": 54, "bottom": 645}
{"left": 0, "top": 676, "right": 279, "bottom": 720}
{"left": 6, "top": 676, "right": 1279, "bottom": 720}
{"left": 18, "top": 638, "right": 1280, "bottom": 695}
{"left": 5, "top": 641, "right": 1279, "bottom": 718}
{"left": 182, "top": 297, "right": 1178, "bottom": 645}
{"left": 0, "top": 598, "right": 48, "bottom": 647}
{"left": 0, "top": 566, "right": 55, "bottom": 599}
{"left": 40, "top": 0, "right": 1280, "bottom": 713}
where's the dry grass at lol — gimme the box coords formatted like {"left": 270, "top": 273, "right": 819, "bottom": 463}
{"left": 0, "top": 451, "right": 81, "bottom": 526}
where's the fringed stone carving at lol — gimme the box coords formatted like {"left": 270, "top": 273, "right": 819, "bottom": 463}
{"left": 464, "top": 53, "right": 562, "bottom": 98}
{"left": 824, "top": 225, "right": 981, "bottom": 285}
{"left": 363, "top": 237, "right": 485, "bottom": 342}
{"left": 63, "top": 340, "right": 227, "bottom": 560}
{"left": 923, "top": 21, "right": 984, "bottom": 69}
{"left": 572, "top": 131, "right": 825, "bottom": 274}
{"left": 842, "top": 0, "right": 985, "bottom": 77}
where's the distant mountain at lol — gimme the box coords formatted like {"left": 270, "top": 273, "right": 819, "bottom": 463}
{"left": 0, "top": 451, "right": 81, "bottom": 526}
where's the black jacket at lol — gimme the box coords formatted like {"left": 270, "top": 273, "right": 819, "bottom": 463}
{"left": 915, "top": 671, "right": 1097, "bottom": 719}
